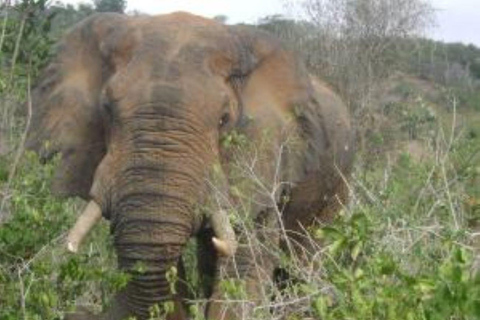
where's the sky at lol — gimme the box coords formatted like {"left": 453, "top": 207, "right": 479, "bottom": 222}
{"left": 431, "top": 0, "right": 480, "bottom": 46}
{"left": 124, "top": 0, "right": 287, "bottom": 23}
{"left": 61, "top": 0, "right": 480, "bottom": 47}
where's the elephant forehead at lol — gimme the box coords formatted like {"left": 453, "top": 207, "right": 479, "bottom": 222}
{"left": 130, "top": 18, "right": 237, "bottom": 75}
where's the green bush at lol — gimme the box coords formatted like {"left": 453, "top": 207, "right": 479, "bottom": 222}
{"left": 453, "top": 88, "right": 480, "bottom": 112}
{"left": 278, "top": 133, "right": 480, "bottom": 319}
{"left": 0, "top": 152, "right": 124, "bottom": 320}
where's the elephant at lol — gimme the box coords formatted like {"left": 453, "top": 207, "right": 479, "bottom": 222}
{"left": 26, "top": 11, "right": 354, "bottom": 320}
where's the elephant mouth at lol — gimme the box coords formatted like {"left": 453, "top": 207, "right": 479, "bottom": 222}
{"left": 39, "top": 147, "right": 59, "bottom": 164}
{"left": 25, "top": 134, "right": 59, "bottom": 164}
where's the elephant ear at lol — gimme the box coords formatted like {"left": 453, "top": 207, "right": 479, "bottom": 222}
{"left": 226, "top": 27, "right": 314, "bottom": 175}
{"left": 229, "top": 26, "right": 353, "bottom": 183}
{"left": 226, "top": 27, "right": 354, "bottom": 242}
{"left": 27, "top": 13, "right": 135, "bottom": 199}
{"left": 228, "top": 26, "right": 313, "bottom": 132}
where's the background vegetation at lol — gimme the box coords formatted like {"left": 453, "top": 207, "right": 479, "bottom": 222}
{"left": 0, "top": 0, "right": 479, "bottom": 319}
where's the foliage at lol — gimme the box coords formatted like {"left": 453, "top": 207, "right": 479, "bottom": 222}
{"left": 259, "top": 0, "right": 435, "bottom": 110}
{"left": 387, "top": 96, "right": 437, "bottom": 140}
{"left": 273, "top": 119, "right": 480, "bottom": 319}
{"left": 48, "top": 2, "right": 95, "bottom": 39}
{"left": 258, "top": 0, "right": 438, "bottom": 159}
{"left": 407, "top": 39, "right": 480, "bottom": 83}
{"left": 451, "top": 87, "right": 480, "bottom": 112}
{"left": 0, "top": 0, "right": 56, "bottom": 84}
{"left": 314, "top": 214, "right": 480, "bottom": 320}
{"left": 93, "top": 0, "right": 127, "bottom": 13}
{"left": 0, "top": 153, "right": 125, "bottom": 320}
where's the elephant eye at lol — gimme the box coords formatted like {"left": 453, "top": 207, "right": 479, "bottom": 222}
{"left": 219, "top": 113, "right": 230, "bottom": 128}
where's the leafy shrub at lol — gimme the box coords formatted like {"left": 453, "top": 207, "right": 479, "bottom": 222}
{"left": 0, "top": 152, "right": 125, "bottom": 320}
{"left": 453, "top": 88, "right": 480, "bottom": 112}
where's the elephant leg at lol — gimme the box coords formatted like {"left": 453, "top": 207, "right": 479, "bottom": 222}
{"left": 206, "top": 209, "right": 280, "bottom": 320}
{"left": 282, "top": 174, "right": 351, "bottom": 261}
{"left": 63, "top": 292, "right": 135, "bottom": 320}
{"left": 171, "top": 263, "right": 190, "bottom": 320}
{"left": 206, "top": 248, "right": 277, "bottom": 320}
{"left": 101, "top": 291, "right": 131, "bottom": 320}
{"left": 176, "top": 256, "right": 196, "bottom": 318}
{"left": 64, "top": 307, "right": 101, "bottom": 320}
{"left": 197, "top": 228, "right": 218, "bottom": 298}
{"left": 62, "top": 295, "right": 129, "bottom": 320}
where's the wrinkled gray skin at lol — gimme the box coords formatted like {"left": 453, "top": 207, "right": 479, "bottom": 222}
{"left": 27, "top": 12, "right": 354, "bottom": 320}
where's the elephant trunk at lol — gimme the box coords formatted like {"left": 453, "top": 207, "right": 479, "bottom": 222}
{"left": 111, "top": 194, "right": 192, "bottom": 319}
{"left": 97, "top": 95, "right": 237, "bottom": 318}
{"left": 106, "top": 169, "right": 238, "bottom": 318}
{"left": 102, "top": 154, "right": 199, "bottom": 319}
{"left": 117, "top": 233, "right": 188, "bottom": 318}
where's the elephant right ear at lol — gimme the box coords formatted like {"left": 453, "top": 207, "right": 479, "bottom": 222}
{"left": 26, "top": 13, "right": 135, "bottom": 199}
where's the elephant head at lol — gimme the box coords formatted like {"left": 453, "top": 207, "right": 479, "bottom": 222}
{"left": 27, "top": 12, "right": 354, "bottom": 320}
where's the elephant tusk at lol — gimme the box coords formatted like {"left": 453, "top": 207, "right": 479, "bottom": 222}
{"left": 210, "top": 207, "right": 238, "bottom": 257}
{"left": 212, "top": 237, "right": 237, "bottom": 257}
{"left": 66, "top": 200, "right": 102, "bottom": 253}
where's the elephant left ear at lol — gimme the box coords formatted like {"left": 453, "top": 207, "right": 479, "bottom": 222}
{"left": 226, "top": 26, "right": 313, "bottom": 136}
{"left": 26, "top": 13, "right": 134, "bottom": 199}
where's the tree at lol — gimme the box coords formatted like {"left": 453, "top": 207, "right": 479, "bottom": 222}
{"left": 296, "top": 0, "right": 435, "bottom": 107}
{"left": 274, "top": 0, "right": 435, "bottom": 153}
{"left": 258, "top": 15, "right": 315, "bottom": 46}
{"left": 1, "top": 0, "right": 57, "bottom": 82}
{"left": 213, "top": 15, "right": 228, "bottom": 24}
{"left": 93, "top": 0, "right": 126, "bottom": 13}
{"left": 49, "top": 3, "right": 95, "bottom": 39}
